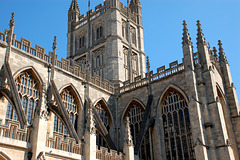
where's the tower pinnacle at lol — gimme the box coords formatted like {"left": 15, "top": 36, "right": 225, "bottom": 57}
{"left": 196, "top": 20, "right": 206, "bottom": 45}
{"left": 9, "top": 12, "right": 15, "bottom": 28}
{"left": 52, "top": 36, "right": 57, "bottom": 51}
{"left": 69, "top": 0, "right": 80, "bottom": 13}
{"left": 146, "top": 56, "right": 150, "bottom": 73}
{"left": 218, "top": 40, "right": 227, "bottom": 62}
{"left": 182, "top": 20, "right": 192, "bottom": 45}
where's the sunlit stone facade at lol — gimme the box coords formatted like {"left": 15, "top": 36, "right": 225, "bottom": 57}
{"left": 0, "top": 0, "right": 239, "bottom": 160}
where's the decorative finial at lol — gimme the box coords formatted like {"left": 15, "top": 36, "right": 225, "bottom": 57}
{"left": 52, "top": 36, "right": 57, "bottom": 51}
{"left": 9, "top": 12, "right": 15, "bottom": 28}
{"left": 196, "top": 20, "right": 206, "bottom": 45}
{"left": 218, "top": 40, "right": 227, "bottom": 62}
{"left": 88, "top": 108, "right": 96, "bottom": 134}
{"left": 124, "top": 117, "right": 133, "bottom": 146}
{"left": 213, "top": 47, "right": 218, "bottom": 59}
{"left": 88, "top": 0, "right": 90, "bottom": 11}
{"left": 218, "top": 40, "right": 223, "bottom": 51}
{"left": 213, "top": 47, "right": 217, "bottom": 55}
{"left": 146, "top": 56, "right": 150, "bottom": 73}
{"left": 182, "top": 20, "right": 192, "bottom": 45}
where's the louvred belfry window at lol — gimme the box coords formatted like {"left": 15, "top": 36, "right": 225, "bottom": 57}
{"left": 162, "top": 89, "right": 195, "bottom": 160}
{"left": 53, "top": 88, "right": 79, "bottom": 135}
{"left": 6, "top": 71, "right": 40, "bottom": 124}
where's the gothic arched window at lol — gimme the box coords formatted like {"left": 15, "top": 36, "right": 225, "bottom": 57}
{"left": 53, "top": 87, "right": 79, "bottom": 135}
{"left": 161, "top": 89, "right": 195, "bottom": 160}
{"left": 5, "top": 71, "right": 40, "bottom": 124}
{"left": 125, "top": 100, "right": 153, "bottom": 160}
{"left": 95, "top": 100, "right": 110, "bottom": 149}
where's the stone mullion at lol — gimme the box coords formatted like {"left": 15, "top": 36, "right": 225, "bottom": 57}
{"left": 176, "top": 104, "right": 184, "bottom": 160}
{"left": 148, "top": 128, "right": 154, "bottom": 160}
{"left": 172, "top": 111, "right": 179, "bottom": 160}
{"left": 181, "top": 108, "right": 191, "bottom": 159}
{"left": 166, "top": 113, "right": 173, "bottom": 160}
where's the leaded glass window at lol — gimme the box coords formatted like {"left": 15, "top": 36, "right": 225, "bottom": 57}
{"left": 95, "top": 101, "right": 110, "bottom": 149}
{"left": 53, "top": 87, "right": 79, "bottom": 135}
{"left": 126, "top": 101, "right": 153, "bottom": 160}
{"left": 162, "top": 89, "right": 195, "bottom": 160}
{"left": 5, "top": 71, "right": 40, "bottom": 124}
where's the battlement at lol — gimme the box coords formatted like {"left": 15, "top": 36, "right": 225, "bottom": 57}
{"left": 75, "top": 0, "right": 138, "bottom": 29}
{"left": 116, "top": 60, "right": 185, "bottom": 94}
{"left": 0, "top": 30, "right": 114, "bottom": 93}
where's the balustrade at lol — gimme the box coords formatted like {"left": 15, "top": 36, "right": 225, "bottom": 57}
{"left": 46, "top": 132, "right": 84, "bottom": 155}
{"left": 96, "top": 146, "right": 123, "bottom": 160}
{"left": 0, "top": 119, "right": 30, "bottom": 142}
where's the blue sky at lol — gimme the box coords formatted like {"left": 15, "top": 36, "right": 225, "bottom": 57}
{"left": 1, "top": 0, "right": 239, "bottom": 101}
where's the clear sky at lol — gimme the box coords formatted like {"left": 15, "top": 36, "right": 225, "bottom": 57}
{"left": 1, "top": 0, "right": 239, "bottom": 101}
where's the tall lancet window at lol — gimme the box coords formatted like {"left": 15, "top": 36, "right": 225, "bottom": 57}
{"left": 162, "top": 89, "right": 195, "bottom": 160}
{"left": 125, "top": 101, "right": 153, "bottom": 160}
{"left": 5, "top": 71, "right": 40, "bottom": 125}
{"left": 95, "top": 101, "right": 110, "bottom": 149}
{"left": 53, "top": 87, "right": 79, "bottom": 135}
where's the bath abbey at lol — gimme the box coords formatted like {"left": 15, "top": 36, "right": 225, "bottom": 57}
{"left": 0, "top": 0, "right": 239, "bottom": 159}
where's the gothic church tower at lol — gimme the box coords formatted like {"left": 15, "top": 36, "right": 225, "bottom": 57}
{"left": 67, "top": 0, "right": 146, "bottom": 85}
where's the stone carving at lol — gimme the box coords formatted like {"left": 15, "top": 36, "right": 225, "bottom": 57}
{"left": 124, "top": 117, "right": 134, "bottom": 146}
{"left": 9, "top": 12, "right": 15, "bottom": 28}
{"left": 36, "top": 109, "right": 49, "bottom": 120}
{"left": 37, "top": 152, "right": 46, "bottom": 160}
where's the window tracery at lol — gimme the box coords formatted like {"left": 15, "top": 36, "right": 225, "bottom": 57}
{"left": 162, "top": 89, "right": 195, "bottom": 160}
{"left": 126, "top": 101, "right": 153, "bottom": 160}
{"left": 53, "top": 87, "right": 79, "bottom": 135}
{"left": 95, "top": 101, "right": 110, "bottom": 149}
{"left": 5, "top": 71, "right": 40, "bottom": 125}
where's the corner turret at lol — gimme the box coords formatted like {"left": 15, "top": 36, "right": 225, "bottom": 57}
{"left": 129, "top": 0, "right": 142, "bottom": 25}
{"left": 68, "top": 0, "right": 80, "bottom": 31}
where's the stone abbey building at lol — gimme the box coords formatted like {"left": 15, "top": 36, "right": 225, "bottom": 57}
{"left": 0, "top": 0, "right": 239, "bottom": 160}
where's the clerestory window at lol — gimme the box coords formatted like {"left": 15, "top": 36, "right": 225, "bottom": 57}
{"left": 162, "top": 89, "right": 195, "bottom": 160}
{"left": 53, "top": 87, "right": 79, "bottom": 135}
{"left": 126, "top": 101, "right": 153, "bottom": 160}
{"left": 95, "top": 101, "right": 110, "bottom": 149}
{"left": 5, "top": 71, "right": 40, "bottom": 125}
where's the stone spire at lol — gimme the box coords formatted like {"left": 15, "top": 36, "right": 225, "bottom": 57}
{"left": 69, "top": 0, "right": 80, "bottom": 13}
{"left": 218, "top": 40, "right": 227, "bottom": 62}
{"left": 182, "top": 20, "right": 192, "bottom": 45}
{"left": 9, "top": 12, "right": 15, "bottom": 28}
{"left": 196, "top": 20, "right": 206, "bottom": 45}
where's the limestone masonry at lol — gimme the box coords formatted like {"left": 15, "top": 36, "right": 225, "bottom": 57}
{"left": 0, "top": 0, "right": 239, "bottom": 160}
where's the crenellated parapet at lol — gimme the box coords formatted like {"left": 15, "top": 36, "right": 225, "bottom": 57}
{"left": 74, "top": 0, "right": 138, "bottom": 30}
{"left": 0, "top": 30, "right": 114, "bottom": 93}
{"left": 116, "top": 60, "right": 185, "bottom": 94}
